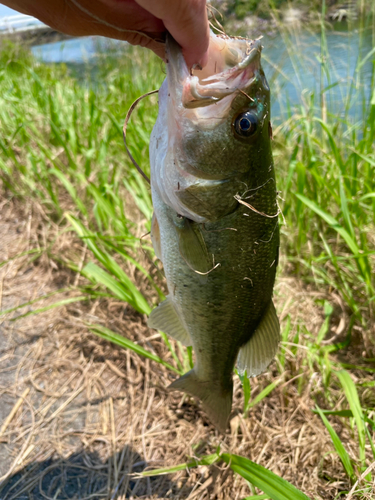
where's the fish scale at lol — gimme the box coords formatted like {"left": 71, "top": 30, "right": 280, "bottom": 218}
{"left": 148, "top": 32, "right": 280, "bottom": 432}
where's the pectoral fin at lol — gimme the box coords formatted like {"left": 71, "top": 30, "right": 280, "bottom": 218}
{"left": 237, "top": 301, "right": 280, "bottom": 377}
{"left": 151, "top": 213, "right": 162, "bottom": 260}
{"left": 148, "top": 296, "right": 192, "bottom": 346}
{"left": 176, "top": 219, "right": 212, "bottom": 275}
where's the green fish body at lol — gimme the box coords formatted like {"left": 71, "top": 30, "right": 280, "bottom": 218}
{"left": 148, "top": 33, "right": 280, "bottom": 432}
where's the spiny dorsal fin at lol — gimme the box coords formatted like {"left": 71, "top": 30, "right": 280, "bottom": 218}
{"left": 148, "top": 296, "right": 192, "bottom": 346}
{"left": 237, "top": 300, "right": 280, "bottom": 377}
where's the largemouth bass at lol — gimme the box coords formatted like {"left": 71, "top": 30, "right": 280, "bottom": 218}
{"left": 148, "top": 32, "right": 280, "bottom": 432}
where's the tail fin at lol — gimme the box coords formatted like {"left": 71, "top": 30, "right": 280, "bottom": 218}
{"left": 168, "top": 370, "right": 232, "bottom": 433}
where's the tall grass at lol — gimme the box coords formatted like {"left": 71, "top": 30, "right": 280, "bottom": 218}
{"left": 262, "top": 4, "right": 375, "bottom": 332}
{"left": 0, "top": 40, "right": 163, "bottom": 311}
{"left": 0, "top": 8, "right": 374, "bottom": 498}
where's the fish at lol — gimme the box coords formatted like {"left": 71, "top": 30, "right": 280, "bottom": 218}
{"left": 148, "top": 31, "right": 280, "bottom": 432}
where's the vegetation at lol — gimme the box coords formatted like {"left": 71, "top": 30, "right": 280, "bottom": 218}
{"left": 211, "top": 0, "right": 375, "bottom": 21}
{"left": 0, "top": 7, "right": 374, "bottom": 499}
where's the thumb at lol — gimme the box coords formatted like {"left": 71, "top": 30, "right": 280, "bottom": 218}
{"left": 135, "top": 0, "right": 209, "bottom": 67}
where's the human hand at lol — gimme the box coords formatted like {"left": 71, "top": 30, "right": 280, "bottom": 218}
{"left": 0, "top": 0, "right": 209, "bottom": 67}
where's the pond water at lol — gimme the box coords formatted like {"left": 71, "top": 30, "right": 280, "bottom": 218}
{"left": 261, "top": 23, "right": 374, "bottom": 121}
{"left": 31, "top": 22, "right": 374, "bottom": 122}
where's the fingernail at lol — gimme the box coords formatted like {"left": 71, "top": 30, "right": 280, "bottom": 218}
{"left": 191, "top": 63, "right": 203, "bottom": 71}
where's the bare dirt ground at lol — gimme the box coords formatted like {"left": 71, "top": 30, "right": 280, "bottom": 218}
{"left": 0, "top": 197, "right": 373, "bottom": 500}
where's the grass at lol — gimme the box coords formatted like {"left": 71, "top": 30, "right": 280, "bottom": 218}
{"left": 0, "top": 6, "right": 374, "bottom": 499}
{"left": 141, "top": 451, "right": 312, "bottom": 500}
{"left": 217, "top": 0, "right": 375, "bottom": 22}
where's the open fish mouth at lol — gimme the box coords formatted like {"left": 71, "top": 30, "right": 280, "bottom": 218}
{"left": 166, "top": 33, "right": 263, "bottom": 109}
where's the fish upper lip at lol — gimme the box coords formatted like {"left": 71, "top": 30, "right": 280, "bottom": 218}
{"left": 199, "top": 38, "right": 262, "bottom": 83}
{"left": 166, "top": 35, "right": 263, "bottom": 109}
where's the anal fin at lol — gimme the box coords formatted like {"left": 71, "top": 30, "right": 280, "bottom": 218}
{"left": 148, "top": 296, "right": 191, "bottom": 346}
{"left": 237, "top": 300, "right": 280, "bottom": 377}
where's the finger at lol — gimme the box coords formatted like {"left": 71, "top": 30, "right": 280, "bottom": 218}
{"left": 124, "top": 31, "right": 166, "bottom": 60}
{"left": 1, "top": 0, "right": 166, "bottom": 45}
{"left": 64, "top": 0, "right": 166, "bottom": 37}
{"left": 134, "top": 0, "right": 209, "bottom": 67}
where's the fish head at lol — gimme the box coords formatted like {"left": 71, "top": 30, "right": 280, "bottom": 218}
{"left": 150, "top": 31, "right": 274, "bottom": 223}
{"left": 165, "top": 32, "right": 272, "bottom": 178}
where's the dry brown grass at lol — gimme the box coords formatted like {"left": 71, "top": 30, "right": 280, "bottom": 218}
{"left": 0, "top": 197, "right": 374, "bottom": 500}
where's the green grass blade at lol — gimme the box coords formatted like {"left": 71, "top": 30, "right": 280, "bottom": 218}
{"left": 0, "top": 287, "right": 73, "bottom": 317}
{"left": 295, "top": 194, "right": 360, "bottom": 255}
{"left": 49, "top": 167, "right": 88, "bottom": 216}
{"left": 87, "top": 183, "right": 123, "bottom": 228}
{"left": 159, "top": 331, "right": 184, "bottom": 374}
{"left": 312, "top": 409, "right": 353, "bottom": 418}
{"left": 295, "top": 194, "right": 371, "bottom": 288}
{"left": 67, "top": 214, "right": 151, "bottom": 314}
{"left": 365, "top": 426, "right": 375, "bottom": 460}
{"left": 140, "top": 453, "right": 220, "bottom": 477}
{"left": 123, "top": 176, "right": 152, "bottom": 221}
{"left": 349, "top": 148, "right": 375, "bottom": 168}
{"left": 89, "top": 324, "right": 181, "bottom": 374}
{"left": 339, "top": 175, "right": 355, "bottom": 240}
{"left": 49, "top": 120, "right": 75, "bottom": 168}
{"left": 83, "top": 261, "right": 135, "bottom": 304}
{"left": 312, "top": 410, "right": 374, "bottom": 430}
{"left": 10, "top": 296, "right": 87, "bottom": 321}
{"left": 336, "top": 370, "right": 367, "bottom": 469}
{"left": 316, "top": 306, "right": 332, "bottom": 345}
{"left": 242, "top": 496, "right": 270, "bottom": 500}
{"left": 0, "top": 248, "right": 42, "bottom": 268}
{"left": 243, "top": 371, "right": 251, "bottom": 415}
{"left": 245, "top": 378, "right": 283, "bottom": 415}
{"left": 315, "top": 406, "right": 355, "bottom": 482}
{"left": 221, "top": 454, "right": 310, "bottom": 500}
{"left": 140, "top": 449, "right": 311, "bottom": 500}
{"left": 339, "top": 363, "right": 375, "bottom": 374}
{"left": 314, "top": 119, "right": 345, "bottom": 172}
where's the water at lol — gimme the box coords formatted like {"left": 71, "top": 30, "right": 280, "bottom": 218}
{"left": 31, "top": 24, "right": 374, "bottom": 121}
{"left": 31, "top": 35, "right": 151, "bottom": 65}
{"left": 261, "top": 24, "right": 374, "bottom": 121}
{"left": 32, "top": 36, "right": 107, "bottom": 63}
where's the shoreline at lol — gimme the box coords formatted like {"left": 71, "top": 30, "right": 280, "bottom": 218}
{"left": 211, "top": 3, "right": 373, "bottom": 39}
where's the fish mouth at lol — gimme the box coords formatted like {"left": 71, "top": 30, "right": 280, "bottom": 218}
{"left": 166, "top": 33, "right": 263, "bottom": 109}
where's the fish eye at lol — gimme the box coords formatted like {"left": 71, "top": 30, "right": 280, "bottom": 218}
{"left": 233, "top": 111, "right": 258, "bottom": 138}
